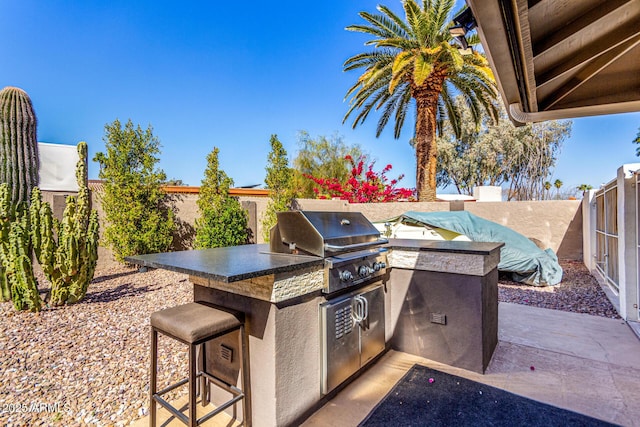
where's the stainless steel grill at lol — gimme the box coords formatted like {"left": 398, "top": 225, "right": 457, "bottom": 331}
{"left": 269, "top": 211, "right": 389, "bottom": 294}
{"left": 269, "top": 211, "right": 387, "bottom": 257}
{"left": 269, "top": 210, "right": 388, "bottom": 395}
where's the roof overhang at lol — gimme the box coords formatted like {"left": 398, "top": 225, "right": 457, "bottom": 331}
{"left": 467, "top": 0, "right": 640, "bottom": 125}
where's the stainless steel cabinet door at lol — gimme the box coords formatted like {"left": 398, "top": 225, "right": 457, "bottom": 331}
{"left": 359, "top": 284, "right": 385, "bottom": 366}
{"left": 320, "top": 296, "right": 359, "bottom": 394}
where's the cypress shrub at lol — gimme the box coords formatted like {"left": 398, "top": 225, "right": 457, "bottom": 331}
{"left": 194, "top": 147, "right": 249, "bottom": 248}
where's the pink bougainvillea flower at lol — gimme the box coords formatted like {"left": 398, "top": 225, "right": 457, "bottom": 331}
{"left": 303, "top": 154, "right": 415, "bottom": 203}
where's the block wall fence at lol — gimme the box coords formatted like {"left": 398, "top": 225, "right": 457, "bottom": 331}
{"left": 40, "top": 190, "right": 584, "bottom": 270}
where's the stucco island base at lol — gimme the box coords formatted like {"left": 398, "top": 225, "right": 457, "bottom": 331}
{"left": 387, "top": 244, "right": 502, "bottom": 374}
{"left": 193, "top": 282, "right": 331, "bottom": 427}
{"left": 131, "top": 240, "right": 503, "bottom": 427}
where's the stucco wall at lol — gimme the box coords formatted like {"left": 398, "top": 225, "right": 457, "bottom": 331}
{"left": 53, "top": 190, "right": 582, "bottom": 268}
{"left": 347, "top": 201, "right": 449, "bottom": 222}
{"left": 464, "top": 200, "right": 583, "bottom": 260}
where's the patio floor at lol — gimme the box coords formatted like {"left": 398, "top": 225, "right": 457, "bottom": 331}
{"left": 137, "top": 302, "right": 640, "bottom": 426}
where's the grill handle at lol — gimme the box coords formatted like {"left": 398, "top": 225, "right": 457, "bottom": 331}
{"left": 323, "top": 238, "right": 389, "bottom": 253}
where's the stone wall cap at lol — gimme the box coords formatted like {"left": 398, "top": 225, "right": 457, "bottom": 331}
{"left": 387, "top": 239, "right": 504, "bottom": 255}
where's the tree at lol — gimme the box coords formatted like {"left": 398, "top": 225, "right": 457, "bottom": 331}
{"left": 543, "top": 181, "right": 552, "bottom": 199}
{"left": 305, "top": 155, "right": 415, "bottom": 202}
{"left": 93, "top": 119, "right": 175, "bottom": 262}
{"left": 343, "top": 0, "right": 497, "bottom": 201}
{"left": 634, "top": 127, "right": 640, "bottom": 156}
{"left": 577, "top": 184, "right": 593, "bottom": 193}
{"left": 436, "top": 98, "right": 571, "bottom": 200}
{"left": 263, "top": 135, "right": 294, "bottom": 242}
{"left": 292, "top": 131, "right": 364, "bottom": 198}
{"left": 434, "top": 96, "right": 504, "bottom": 194}
{"left": 194, "top": 147, "right": 249, "bottom": 248}
{"left": 164, "top": 179, "right": 184, "bottom": 186}
{"left": 553, "top": 179, "right": 563, "bottom": 199}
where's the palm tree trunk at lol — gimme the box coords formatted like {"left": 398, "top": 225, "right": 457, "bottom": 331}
{"left": 413, "top": 78, "right": 444, "bottom": 201}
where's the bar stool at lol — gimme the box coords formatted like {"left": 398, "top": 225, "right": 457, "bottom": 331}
{"left": 149, "top": 302, "right": 251, "bottom": 426}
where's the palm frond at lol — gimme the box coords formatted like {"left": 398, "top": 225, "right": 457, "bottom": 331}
{"left": 440, "top": 83, "right": 461, "bottom": 137}
{"left": 351, "top": 86, "right": 394, "bottom": 128}
{"left": 403, "top": 0, "right": 423, "bottom": 35}
{"left": 434, "top": 0, "right": 455, "bottom": 31}
{"left": 344, "top": 74, "right": 393, "bottom": 124}
{"left": 390, "top": 51, "right": 414, "bottom": 93}
{"left": 376, "top": 37, "right": 418, "bottom": 50}
{"left": 344, "top": 50, "right": 394, "bottom": 71}
{"left": 378, "top": 5, "right": 411, "bottom": 36}
{"left": 394, "top": 88, "right": 413, "bottom": 138}
{"left": 377, "top": 86, "right": 409, "bottom": 137}
{"left": 354, "top": 11, "right": 407, "bottom": 39}
{"left": 413, "top": 54, "right": 434, "bottom": 86}
{"left": 466, "top": 33, "right": 481, "bottom": 46}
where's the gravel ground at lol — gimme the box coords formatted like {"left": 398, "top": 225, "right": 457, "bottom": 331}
{"left": 1, "top": 266, "right": 192, "bottom": 426}
{"left": 0, "top": 259, "right": 620, "bottom": 425}
{"left": 499, "top": 260, "right": 621, "bottom": 319}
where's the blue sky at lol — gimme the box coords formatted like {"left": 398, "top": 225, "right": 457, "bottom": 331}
{"left": 1, "top": 1, "right": 639, "bottom": 192}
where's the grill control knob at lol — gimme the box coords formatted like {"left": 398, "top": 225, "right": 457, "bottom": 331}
{"left": 339, "top": 270, "right": 354, "bottom": 282}
{"left": 358, "top": 266, "right": 372, "bottom": 277}
{"left": 373, "top": 261, "right": 386, "bottom": 271}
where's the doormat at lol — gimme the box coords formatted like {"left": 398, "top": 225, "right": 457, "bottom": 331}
{"left": 359, "top": 365, "right": 618, "bottom": 427}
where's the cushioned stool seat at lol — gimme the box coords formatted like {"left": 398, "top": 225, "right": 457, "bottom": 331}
{"left": 149, "top": 302, "right": 251, "bottom": 427}
{"left": 151, "top": 302, "right": 241, "bottom": 344}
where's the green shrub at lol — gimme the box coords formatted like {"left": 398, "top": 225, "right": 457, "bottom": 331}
{"left": 262, "top": 134, "right": 294, "bottom": 241}
{"left": 194, "top": 147, "right": 249, "bottom": 248}
{"left": 93, "top": 119, "right": 175, "bottom": 262}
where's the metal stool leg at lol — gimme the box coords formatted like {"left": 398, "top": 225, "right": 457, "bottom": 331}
{"left": 239, "top": 324, "right": 252, "bottom": 427}
{"left": 200, "top": 343, "right": 208, "bottom": 407}
{"left": 189, "top": 343, "right": 197, "bottom": 427}
{"left": 150, "top": 328, "right": 158, "bottom": 427}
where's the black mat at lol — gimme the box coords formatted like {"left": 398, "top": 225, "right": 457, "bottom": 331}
{"left": 359, "top": 365, "right": 618, "bottom": 427}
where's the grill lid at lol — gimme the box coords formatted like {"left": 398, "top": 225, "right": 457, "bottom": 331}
{"left": 269, "top": 211, "right": 387, "bottom": 257}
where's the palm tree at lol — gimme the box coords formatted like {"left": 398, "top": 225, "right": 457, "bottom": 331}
{"left": 343, "top": 0, "right": 497, "bottom": 201}
{"left": 553, "top": 179, "right": 563, "bottom": 199}
{"left": 543, "top": 181, "right": 552, "bottom": 200}
{"left": 577, "top": 184, "right": 593, "bottom": 193}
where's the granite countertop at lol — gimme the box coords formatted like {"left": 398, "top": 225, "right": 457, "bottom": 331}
{"left": 125, "top": 244, "right": 323, "bottom": 283}
{"left": 126, "top": 240, "right": 505, "bottom": 302}
{"left": 126, "top": 240, "right": 504, "bottom": 285}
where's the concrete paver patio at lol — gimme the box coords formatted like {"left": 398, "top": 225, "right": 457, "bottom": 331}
{"left": 303, "top": 302, "right": 640, "bottom": 427}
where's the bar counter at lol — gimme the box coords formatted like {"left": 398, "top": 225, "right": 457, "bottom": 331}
{"left": 126, "top": 239, "right": 504, "bottom": 427}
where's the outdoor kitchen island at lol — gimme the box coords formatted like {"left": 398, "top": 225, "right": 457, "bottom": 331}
{"left": 127, "top": 238, "right": 503, "bottom": 427}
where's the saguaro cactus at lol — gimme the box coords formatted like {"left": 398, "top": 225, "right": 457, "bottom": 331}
{"left": 0, "top": 86, "right": 39, "bottom": 204}
{"left": 31, "top": 142, "right": 99, "bottom": 305}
